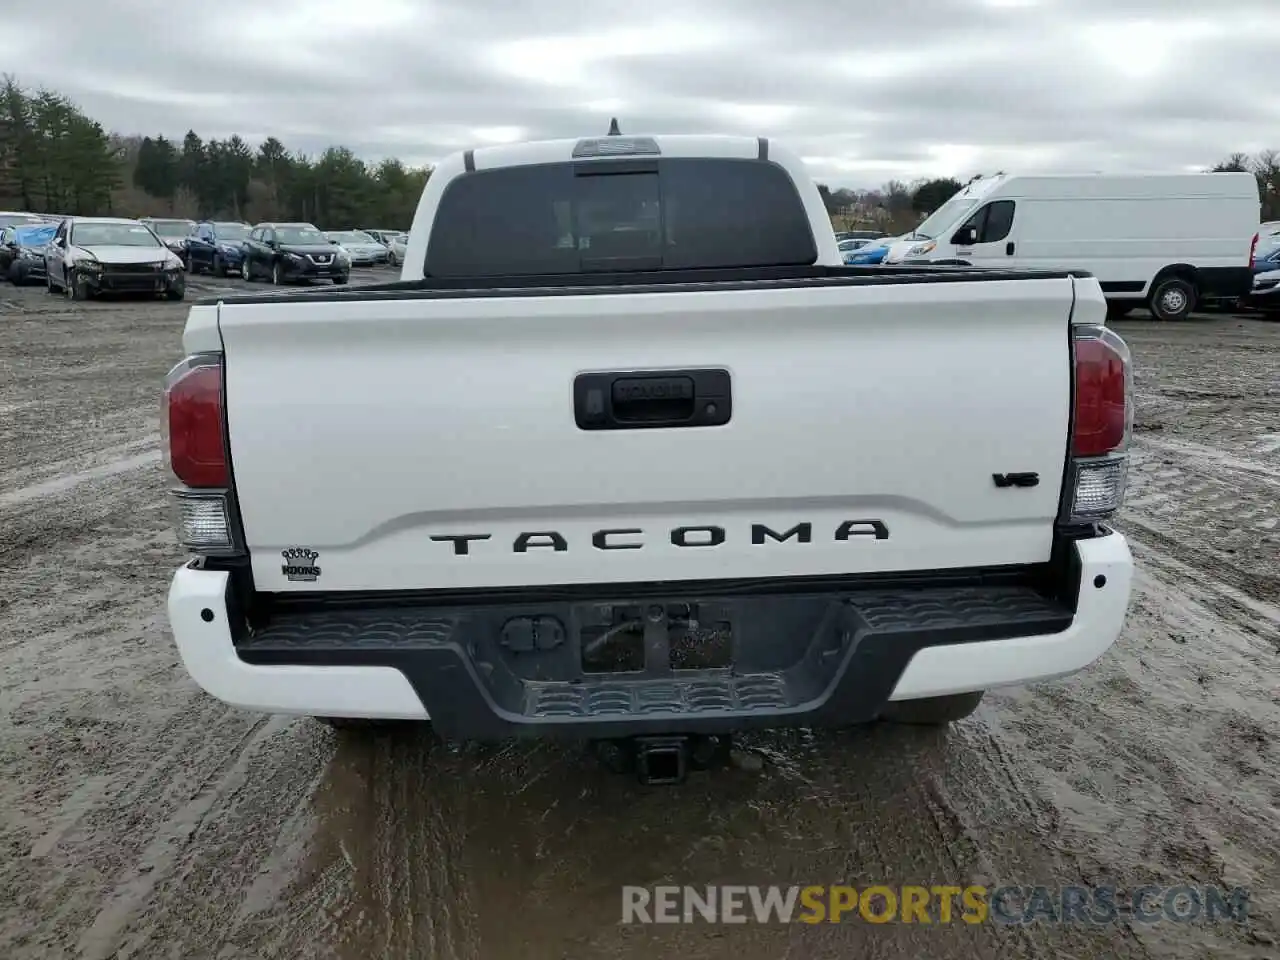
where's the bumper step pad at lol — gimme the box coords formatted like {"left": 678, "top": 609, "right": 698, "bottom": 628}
{"left": 236, "top": 583, "right": 1071, "bottom": 738}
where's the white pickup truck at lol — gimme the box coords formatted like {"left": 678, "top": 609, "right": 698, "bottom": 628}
{"left": 164, "top": 130, "right": 1134, "bottom": 775}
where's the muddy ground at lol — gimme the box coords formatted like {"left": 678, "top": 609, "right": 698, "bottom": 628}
{"left": 1, "top": 274, "right": 1277, "bottom": 960}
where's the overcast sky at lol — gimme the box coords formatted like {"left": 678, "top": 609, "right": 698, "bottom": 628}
{"left": 3, "top": 0, "right": 1278, "bottom": 188}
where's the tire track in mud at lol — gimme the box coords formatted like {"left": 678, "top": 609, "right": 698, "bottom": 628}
{"left": 76, "top": 715, "right": 285, "bottom": 960}
{"left": 1122, "top": 524, "right": 1280, "bottom": 644}
{"left": 1123, "top": 435, "right": 1280, "bottom": 612}
{"left": 1, "top": 446, "right": 160, "bottom": 508}
{"left": 270, "top": 724, "right": 1145, "bottom": 960}
{"left": 988, "top": 552, "right": 1280, "bottom": 958}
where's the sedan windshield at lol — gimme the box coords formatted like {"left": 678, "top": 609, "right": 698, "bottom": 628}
{"left": 330, "top": 230, "right": 374, "bottom": 244}
{"left": 150, "top": 220, "right": 194, "bottom": 237}
{"left": 275, "top": 226, "right": 327, "bottom": 244}
{"left": 214, "top": 223, "right": 251, "bottom": 242}
{"left": 0, "top": 213, "right": 43, "bottom": 229}
{"left": 71, "top": 222, "right": 163, "bottom": 247}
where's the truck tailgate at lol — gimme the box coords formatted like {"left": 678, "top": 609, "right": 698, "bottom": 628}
{"left": 216, "top": 278, "right": 1075, "bottom": 591}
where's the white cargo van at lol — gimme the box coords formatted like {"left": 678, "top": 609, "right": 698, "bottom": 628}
{"left": 882, "top": 173, "right": 1259, "bottom": 320}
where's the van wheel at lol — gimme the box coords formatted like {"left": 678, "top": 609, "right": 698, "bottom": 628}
{"left": 881, "top": 691, "right": 984, "bottom": 726}
{"left": 1149, "top": 277, "right": 1196, "bottom": 321}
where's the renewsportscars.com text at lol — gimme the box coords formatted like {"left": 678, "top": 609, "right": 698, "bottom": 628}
{"left": 621, "top": 884, "right": 1250, "bottom": 925}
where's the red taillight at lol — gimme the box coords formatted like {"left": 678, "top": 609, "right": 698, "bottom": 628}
{"left": 1072, "top": 327, "right": 1131, "bottom": 457}
{"left": 1250, "top": 232, "right": 1259, "bottom": 266}
{"left": 165, "top": 357, "right": 228, "bottom": 487}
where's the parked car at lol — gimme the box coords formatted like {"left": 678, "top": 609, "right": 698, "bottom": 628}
{"left": 880, "top": 172, "right": 1258, "bottom": 321}
{"left": 140, "top": 218, "right": 197, "bottom": 263}
{"left": 45, "top": 217, "right": 185, "bottom": 301}
{"left": 837, "top": 238, "right": 877, "bottom": 261}
{"left": 842, "top": 236, "right": 899, "bottom": 265}
{"left": 187, "top": 221, "right": 252, "bottom": 276}
{"left": 1252, "top": 235, "right": 1280, "bottom": 270}
{"left": 324, "top": 229, "right": 390, "bottom": 266}
{"left": 0, "top": 226, "right": 26, "bottom": 272}
{"left": 1203, "top": 234, "right": 1280, "bottom": 311}
{"left": 836, "top": 230, "right": 886, "bottom": 244}
{"left": 0, "top": 211, "right": 45, "bottom": 229}
{"left": 1, "top": 222, "right": 58, "bottom": 284}
{"left": 242, "top": 222, "right": 350, "bottom": 285}
{"left": 1244, "top": 267, "right": 1280, "bottom": 313}
{"left": 361, "top": 229, "right": 402, "bottom": 246}
{"left": 386, "top": 232, "right": 409, "bottom": 266}
{"left": 162, "top": 131, "right": 1134, "bottom": 778}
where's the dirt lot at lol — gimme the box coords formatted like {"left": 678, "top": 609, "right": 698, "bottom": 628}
{"left": 1, "top": 276, "right": 1277, "bottom": 960}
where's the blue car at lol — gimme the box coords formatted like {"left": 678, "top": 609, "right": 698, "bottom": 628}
{"left": 1, "top": 222, "right": 57, "bottom": 284}
{"left": 187, "top": 220, "right": 252, "bottom": 276}
{"left": 843, "top": 240, "right": 892, "bottom": 265}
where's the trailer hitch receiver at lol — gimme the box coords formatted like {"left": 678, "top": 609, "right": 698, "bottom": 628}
{"left": 634, "top": 736, "right": 689, "bottom": 786}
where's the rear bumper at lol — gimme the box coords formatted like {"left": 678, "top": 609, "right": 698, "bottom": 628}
{"left": 168, "top": 532, "right": 1132, "bottom": 735}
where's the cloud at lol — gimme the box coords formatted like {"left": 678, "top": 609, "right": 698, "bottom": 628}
{"left": 4, "top": 0, "right": 1277, "bottom": 186}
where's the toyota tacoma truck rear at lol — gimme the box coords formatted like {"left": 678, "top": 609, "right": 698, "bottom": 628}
{"left": 164, "top": 130, "right": 1135, "bottom": 764}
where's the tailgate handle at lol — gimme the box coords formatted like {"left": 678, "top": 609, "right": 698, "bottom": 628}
{"left": 612, "top": 377, "right": 694, "bottom": 421}
{"left": 575, "top": 369, "right": 732, "bottom": 431}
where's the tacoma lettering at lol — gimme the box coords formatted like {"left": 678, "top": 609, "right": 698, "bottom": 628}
{"left": 514, "top": 532, "right": 568, "bottom": 553}
{"left": 751, "top": 522, "right": 812, "bottom": 544}
{"left": 593, "top": 528, "right": 643, "bottom": 550}
{"left": 835, "top": 520, "right": 890, "bottom": 541}
{"left": 429, "top": 521, "right": 889, "bottom": 554}
{"left": 430, "top": 533, "right": 491, "bottom": 555}
{"left": 670, "top": 525, "right": 726, "bottom": 548}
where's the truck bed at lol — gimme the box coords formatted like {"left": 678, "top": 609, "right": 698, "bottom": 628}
{"left": 197, "top": 262, "right": 1092, "bottom": 306}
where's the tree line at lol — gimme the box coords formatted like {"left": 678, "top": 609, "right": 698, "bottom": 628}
{"left": 3, "top": 74, "right": 1280, "bottom": 232}
{"left": 818, "top": 177, "right": 971, "bottom": 234}
{"left": 0, "top": 77, "right": 119, "bottom": 215}
{"left": 1, "top": 75, "right": 430, "bottom": 228}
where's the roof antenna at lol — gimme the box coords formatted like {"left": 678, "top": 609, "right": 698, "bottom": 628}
{"left": 607, "top": 117, "right": 621, "bottom": 136}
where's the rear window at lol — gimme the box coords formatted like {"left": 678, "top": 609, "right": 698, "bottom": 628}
{"left": 425, "top": 158, "right": 818, "bottom": 277}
